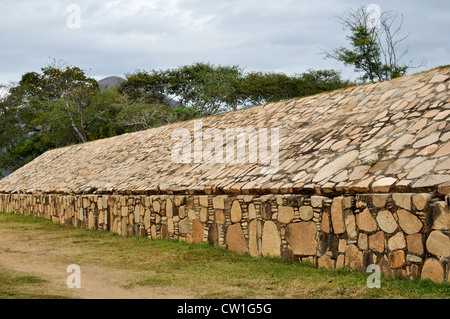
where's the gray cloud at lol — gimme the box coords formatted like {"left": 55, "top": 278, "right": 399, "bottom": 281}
{"left": 0, "top": 0, "right": 448, "bottom": 84}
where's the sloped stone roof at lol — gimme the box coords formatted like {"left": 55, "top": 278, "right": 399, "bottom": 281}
{"left": 1, "top": 67, "right": 449, "bottom": 196}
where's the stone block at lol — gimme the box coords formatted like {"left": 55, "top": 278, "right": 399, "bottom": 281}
{"left": 249, "top": 220, "right": 259, "bottom": 257}
{"left": 426, "top": 231, "right": 450, "bottom": 257}
{"left": 358, "top": 233, "right": 368, "bottom": 250}
{"left": 186, "top": 197, "right": 195, "bottom": 210}
{"left": 392, "top": 193, "right": 412, "bottom": 211}
{"left": 262, "top": 221, "right": 281, "bottom": 257}
{"left": 261, "top": 202, "right": 273, "bottom": 220}
{"left": 311, "top": 196, "right": 325, "bottom": 208}
{"left": 215, "top": 211, "right": 225, "bottom": 224}
{"left": 344, "top": 244, "right": 364, "bottom": 271}
{"left": 230, "top": 200, "right": 242, "bottom": 223}
{"left": 369, "top": 231, "right": 385, "bottom": 253}
{"left": 152, "top": 200, "right": 160, "bottom": 213}
{"left": 286, "top": 222, "right": 317, "bottom": 256}
{"left": 193, "top": 220, "right": 204, "bottom": 244}
{"left": 372, "top": 194, "right": 390, "bottom": 208}
{"left": 278, "top": 206, "right": 294, "bottom": 224}
{"left": 187, "top": 209, "right": 196, "bottom": 221}
{"left": 397, "top": 209, "right": 423, "bottom": 234}
{"left": 344, "top": 211, "right": 357, "bottom": 240}
{"left": 179, "top": 218, "right": 190, "bottom": 235}
{"left": 356, "top": 208, "right": 378, "bottom": 233}
{"left": 412, "top": 193, "right": 432, "bottom": 210}
{"left": 388, "top": 250, "right": 405, "bottom": 269}
{"left": 376, "top": 210, "right": 398, "bottom": 234}
{"left": 421, "top": 258, "right": 445, "bottom": 283}
{"left": 168, "top": 218, "right": 174, "bottom": 233}
{"left": 248, "top": 203, "right": 256, "bottom": 220}
{"left": 428, "top": 201, "right": 450, "bottom": 230}
{"left": 406, "top": 233, "right": 424, "bottom": 255}
{"left": 321, "top": 212, "right": 331, "bottom": 234}
{"left": 336, "top": 254, "right": 345, "bottom": 268}
{"left": 318, "top": 254, "right": 335, "bottom": 269}
{"left": 212, "top": 196, "right": 225, "bottom": 210}
{"left": 388, "top": 232, "right": 406, "bottom": 251}
{"left": 166, "top": 198, "right": 173, "bottom": 217}
{"left": 371, "top": 177, "right": 397, "bottom": 192}
{"left": 331, "top": 197, "right": 345, "bottom": 234}
{"left": 299, "top": 206, "right": 313, "bottom": 221}
{"left": 226, "top": 224, "right": 248, "bottom": 255}
{"left": 199, "top": 196, "right": 209, "bottom": 208}
{"left": 144, "top": 209, "right": 151, "bottom": 229}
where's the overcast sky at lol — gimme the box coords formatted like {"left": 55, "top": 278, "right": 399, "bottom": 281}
{"left": 0, "top": 0, "right": 449, "bottom": 85}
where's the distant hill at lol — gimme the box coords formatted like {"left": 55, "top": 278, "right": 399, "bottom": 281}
{"left": 98, "top": 76, "right": 125, "bottom": 91}
{"left": 97, "top": 75, "right": 180, "bottom": 106}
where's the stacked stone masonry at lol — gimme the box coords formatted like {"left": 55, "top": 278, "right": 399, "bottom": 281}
{"left": 1, "top": 192, "right": 449, "bottom": 283}
{"left": 0, "top": 67, "right": 449, "bottom": 283}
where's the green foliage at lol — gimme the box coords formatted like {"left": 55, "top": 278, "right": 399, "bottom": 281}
{"left": 331, "top": 25, "right": 385, "bottom": 82}
{"left": 325, "top": 6, "right": 411, "bottom": 82}
{"left": 121, "top": 63, "right": 352, "bottom": 113}
{"left": 120, "top": 62, "right": 246, "bottom": 116}
{"left": 1, "top": 59, "right": 351, "bottom": 175}
{"left": 118, "top": 70, "right": 167, "bottom": 104}
{"left": 242, "top": 69, "right": 352, "bottom": 105}
{"left": 0, "top": 135, "right": 56, "bottom": 173}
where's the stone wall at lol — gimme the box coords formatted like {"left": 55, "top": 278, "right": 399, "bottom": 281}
{"left": 1, "top": 192, "right": 449, "bottom": 283}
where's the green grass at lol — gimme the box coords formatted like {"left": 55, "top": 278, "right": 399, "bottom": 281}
{"left": 0, "top": 268, "right": 69, "bottom": 299}
{"left": 0, "top": 212, "right": 449, "bottom": 299}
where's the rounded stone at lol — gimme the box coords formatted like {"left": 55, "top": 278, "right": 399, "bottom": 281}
{"left": 376, "top": 210, "right": 398, "bottom": 234}
{"left": 426, "top": 231, "right": 450, "bottom": 257}
{"left": 397, "top": 209, "right": 422, "bottom": 235}
{"left": 230, "top": 200, "right": 242, "bottom": 223}
{"left": 299, "top": 206, "right": 314, "bottom": 221}
{"left": 278, "top": 206, "right": 294, "bottom": 224}
{"left": 421, "top": 258, "right": 444, "bottom": 283}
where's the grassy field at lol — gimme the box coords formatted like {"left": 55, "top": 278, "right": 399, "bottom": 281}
{"left": 0, "top": 211, "right": 449, "bottom": 299}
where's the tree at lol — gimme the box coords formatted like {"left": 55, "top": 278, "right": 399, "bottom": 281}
{"left": 323, "top": 6, "right": 419, "bottom": 82}
{"left": 163, "top": 62, "right": 245, "bottom": 115}
{"left": 242, "top": 72, "right": 296, "bottom": 105}
{"left": 118, "top": 70, "right": 168, "bottom": 105}
{"left": 242, "top": 70, "right": 352, "bottom": 105}
{"left": 0, "top": 60, "right": 122, "bottom": 173}
{"left": 121, "top": 63, "right": 246, "bottom": 116}
{"left": 26, "top": 59, "right": 100, "bottom": 143}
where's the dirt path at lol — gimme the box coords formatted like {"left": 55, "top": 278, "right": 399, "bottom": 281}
{"left": 0, "top": 223, "right": 191, "bottom": 299}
